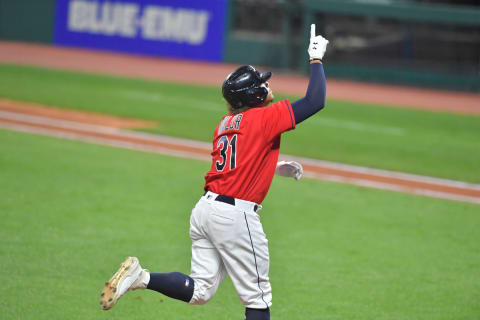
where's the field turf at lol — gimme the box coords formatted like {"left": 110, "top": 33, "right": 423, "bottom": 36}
{"left": 1, "top": 64, "right": 479, "bottom": 183}
{"left": 1, "top": 129, "right": 479, "bottom": 320}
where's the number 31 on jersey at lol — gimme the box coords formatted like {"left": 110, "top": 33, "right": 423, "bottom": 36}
{"left": 215, "top": 134, "right": 237, "bottom": 172}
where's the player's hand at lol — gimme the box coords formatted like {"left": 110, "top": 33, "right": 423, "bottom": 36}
{"left": 308, "top": 24, "right": 329, "bottom": 61}
{"left": 275, "top": 161, "right": 303, "bottom": 181}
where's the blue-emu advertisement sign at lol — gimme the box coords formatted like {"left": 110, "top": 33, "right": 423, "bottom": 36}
{"left": 54, "top": 0, "right": 228, "bottom": 61}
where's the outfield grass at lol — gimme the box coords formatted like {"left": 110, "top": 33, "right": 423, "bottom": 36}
{"left": 1, "top": 129, "right": 479, "bottom": 320}
{"left": 1, "top": 64, "right": 480, "bottom": 183}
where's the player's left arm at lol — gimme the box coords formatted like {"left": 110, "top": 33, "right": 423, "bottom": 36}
{"left": 291, "top": 24, "right": 328, "bottom": 125}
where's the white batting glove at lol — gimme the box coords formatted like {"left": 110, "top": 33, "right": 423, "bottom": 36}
{"left": 308, "top": 24, "right": 329, "bottom": 61}
{"left": 275, "top": 161, "right": 303, "bottom": 181}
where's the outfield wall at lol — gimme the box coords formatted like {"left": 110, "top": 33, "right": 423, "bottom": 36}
{"left": 226, "top": 0, "right": 480, "bottom": 91}
{"left": 0, "top": 0, "right": 55, "bottom": 43}
{"left": 1, "top": 0, "right": 479, "bottom": 91}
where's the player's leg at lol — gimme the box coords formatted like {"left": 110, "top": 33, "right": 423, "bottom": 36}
{"left": 246, "top": 307, "right": 271, "bottom": 320}
{"left": 188, "top": 196, "right": 227, "bottom": 305}
{"left": 223, "top": 211, "right": 271, "bottom": 319}
{"left": 207, "top": 203, "right": 272, "bottom": 319}
{"left": 145, "top": 198, "right": 227, "bottom": 305}
{"left": 99, "top": 198, "right": 224, "bottom": 310}
{"left": 100, "top": 257, "right": 195, "bottom": 310}
{"left": 146, "top": 271, "right": 194, "bottom": 302}
{"left": 188, "top": 239, "right": 227, "bottom": 305}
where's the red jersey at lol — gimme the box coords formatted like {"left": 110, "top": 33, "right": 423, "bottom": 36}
{"left": 204, "top": 99, "right": 295, "bottom": 204}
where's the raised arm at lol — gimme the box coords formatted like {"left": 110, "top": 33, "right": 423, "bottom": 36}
{"left": 291, "top": 62, "right": 326, "bottom": 124}
{"left": 291, "top": 24, "right": 329, "bottom": 125}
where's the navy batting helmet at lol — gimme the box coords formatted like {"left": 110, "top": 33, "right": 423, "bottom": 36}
{"left": 222, "top": 65, "right": 272, "bottom": 109}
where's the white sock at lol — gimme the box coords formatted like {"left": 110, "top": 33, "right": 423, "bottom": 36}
{"left": 142, "top": 270, "right": 151, "bottom": 288}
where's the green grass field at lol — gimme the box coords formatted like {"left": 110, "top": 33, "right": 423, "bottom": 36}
{"left": 1, "top": 61, "right": 479, "bottom": 319}
{"left": 1, "top": 64, "right": 479, "bottom": 183}
{"left": 1, "top": 130, "right": 479, "bottom": 320}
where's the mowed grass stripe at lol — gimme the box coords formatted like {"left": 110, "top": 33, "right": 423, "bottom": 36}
{"left": 1, "top": 63, "right": 479, "bottom": 183}
{"left": 1, "top": 129, "right": 479, "bottom": 320}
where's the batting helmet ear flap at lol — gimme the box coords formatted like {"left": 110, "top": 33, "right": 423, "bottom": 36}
{"left": 245, "top": 86, "right": 269, "bottom": 106}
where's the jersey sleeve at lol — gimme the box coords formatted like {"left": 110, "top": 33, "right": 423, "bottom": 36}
{"left": 260, "top": 99, "right": 296, "bottom": 141}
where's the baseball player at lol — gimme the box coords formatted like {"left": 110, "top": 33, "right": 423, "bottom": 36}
{"left": 100, "top": 24, "right": 328, "bottom": 320}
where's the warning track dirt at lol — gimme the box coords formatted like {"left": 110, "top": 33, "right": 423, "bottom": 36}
{"left": 1, "top": 41, "right": 480, "bottom": 116}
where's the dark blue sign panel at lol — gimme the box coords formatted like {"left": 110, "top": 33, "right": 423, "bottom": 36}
{"left": 54, "top": 0, "right": 227, "bottom": 61}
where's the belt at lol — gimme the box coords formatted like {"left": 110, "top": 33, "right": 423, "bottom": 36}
{"left": 203, "top": 190, "right": 260, "bottom": 212}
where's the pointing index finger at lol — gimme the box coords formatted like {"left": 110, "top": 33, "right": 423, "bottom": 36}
{"left": 310, "top": 24, "right": 316, "bottom": 39}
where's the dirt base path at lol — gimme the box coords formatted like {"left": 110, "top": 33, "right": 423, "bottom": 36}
{"left": 0, "top": 99, "right": 156, "bottom": 128}
{"left": 1, "top": 41, "right": 479, "bottom": 116}
{"left": 1, "top": 99, "right": 479, "bottom": 205}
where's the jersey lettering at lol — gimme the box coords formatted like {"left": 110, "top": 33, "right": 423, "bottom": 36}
{"left": 217, "top": 114, "right": 243, "bottom": 135}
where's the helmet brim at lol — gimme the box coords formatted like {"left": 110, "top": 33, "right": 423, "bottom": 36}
{"left": 259, "top": 71, "right": 272, "bottom": 83}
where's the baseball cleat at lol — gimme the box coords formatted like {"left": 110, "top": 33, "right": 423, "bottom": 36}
{"left": 99, "top": 256, "right": 147, "bottom": 310}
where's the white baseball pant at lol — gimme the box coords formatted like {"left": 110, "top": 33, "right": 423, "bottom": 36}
{"left": 188, "top": 191, "right": 272, "bottom": 309}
